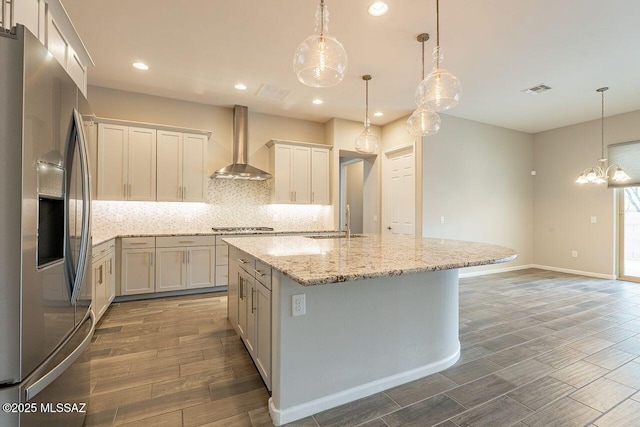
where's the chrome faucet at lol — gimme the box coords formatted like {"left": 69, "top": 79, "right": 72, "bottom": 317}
{"left": 343, "top": 204, "right": 351, "bottom": 239}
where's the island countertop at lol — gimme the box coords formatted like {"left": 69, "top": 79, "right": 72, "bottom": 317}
{"left": 223, "top": 234, "right": 517, "bottom": 286}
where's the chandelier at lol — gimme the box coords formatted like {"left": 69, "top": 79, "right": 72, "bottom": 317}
{"left": 575, "top": 87, "right": 631, "bottom": 184}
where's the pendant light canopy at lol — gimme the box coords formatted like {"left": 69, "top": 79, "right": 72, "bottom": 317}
{"left": 407, "top": 33, "right": 441, "bottom": 137}
{"left": 576, "top": 87, "right": 631, "bottom": 184}
{"left": 293, "top": 0, "right": 348, "bottom": 88}
{"left": 415, "top": 0, "right": 462, "bottom": 112}
{"left": 355, "top": 75, "right": 379, "bottom": 154}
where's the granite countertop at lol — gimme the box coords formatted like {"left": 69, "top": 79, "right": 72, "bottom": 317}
{"left": 223, "top": 234, "right": 518, "bottom": 286}
{"left": 91, "top": 230, "right": 342, "bottom": 247}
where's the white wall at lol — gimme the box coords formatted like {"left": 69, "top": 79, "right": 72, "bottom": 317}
{"left": 419, "top": 114, "right": 534, "bottom": 272}
{"left": 345, "top": 161, "right": 364, "bottom": 234}
{"left": 532, "top": 109, "right": 640, "bottom": 277}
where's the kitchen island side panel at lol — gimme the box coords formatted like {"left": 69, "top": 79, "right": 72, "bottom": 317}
{"left": 270, "top": 269, "right": 460, "bottom": 422}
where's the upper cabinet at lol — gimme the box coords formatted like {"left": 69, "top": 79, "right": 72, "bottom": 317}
{"left": 95, "top": 118, "right": 210, "bottom": 203}
{"left": 267, "top": 140, "right": 330, "bottom": 205}
{"left": 157, "top": 131, "right": 207, "bottom": 203}
{"left": 11, "top": 0, "right": 94, "bottom": 94}
{"left": 97, "top": 124, "right": 156, "bottom": 201}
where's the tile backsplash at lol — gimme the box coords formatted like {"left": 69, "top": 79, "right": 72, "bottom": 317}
{"left": 92, "top": 179, "right": 333, "bottom": 239}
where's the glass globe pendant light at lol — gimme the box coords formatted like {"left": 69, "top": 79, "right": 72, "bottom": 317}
{"left": 293, "top": 0, "right": 348, "bottom": 88}
{"left": 407, "top": 33, "right": 441, "bottom": 136}
{"left": 355, "top": 75, "right": 379, "bottom": 154}
{"left": 415, "top": 0, "right": 462, "bottom": 111}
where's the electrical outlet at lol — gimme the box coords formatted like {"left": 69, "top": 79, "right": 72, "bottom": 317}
{"left": 591, "top": 216, "right": 597, "bottom": 224}
{"left": 572, "top": 250, "right": 578, "bottom": 258}
{"left": 292, "top": 294, "right": 306, "bottom": 316}
{"left": 440, "top": 216, "right": 445, "bottom": 224}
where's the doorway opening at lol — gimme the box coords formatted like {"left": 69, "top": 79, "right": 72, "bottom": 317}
{"left": 619, "top": 186, "right": 640, "bottom": 282}
{"left": 339, "top": 157, "right": 364, "bottom": 234}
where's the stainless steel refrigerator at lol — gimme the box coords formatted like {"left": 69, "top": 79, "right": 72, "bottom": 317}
{"left": 0, "top": 25, "right": 95, "bottom": 426}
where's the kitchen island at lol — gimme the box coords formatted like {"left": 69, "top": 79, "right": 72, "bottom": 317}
{"left": 223, "top": 234, "right": 517, "bottom": 426}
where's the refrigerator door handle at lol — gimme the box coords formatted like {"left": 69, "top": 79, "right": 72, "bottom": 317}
{"left": 24, "top": 311, "right": 95, "bottom": 401}
{"left": 69, "top": 108, "right": 92, "bottom": 305}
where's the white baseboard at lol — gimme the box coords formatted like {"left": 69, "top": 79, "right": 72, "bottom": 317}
{"left": 458, "top": 264, "right": 535, "bottom": 278}
{"left": 530, "top": 264, "right": 615, "bottom": 280}
{"left": 268, "top": 345, "right": 460, "bottom": 426}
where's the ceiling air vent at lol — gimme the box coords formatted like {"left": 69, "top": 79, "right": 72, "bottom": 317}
{"left": 255, "top": 84, "right": 290, "bottom": 102}
{"left": 523, "top": 84, "right": 552, "bottom": 95}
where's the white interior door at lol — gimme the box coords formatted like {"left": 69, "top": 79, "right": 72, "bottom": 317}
{"left": 383, "top": 146, "right": 415, "bottom": 236}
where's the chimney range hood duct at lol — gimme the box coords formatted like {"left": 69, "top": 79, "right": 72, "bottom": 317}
{"left": 212, "top": 105, "right": 272, "bottom": 180}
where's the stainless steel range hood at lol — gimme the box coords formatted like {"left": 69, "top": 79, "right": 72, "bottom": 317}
{"left": 212, "top": 105, "right": 272, "bottom": 180}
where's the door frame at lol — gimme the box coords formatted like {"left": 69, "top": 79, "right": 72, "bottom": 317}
{"left": 381, "top": 141, "right": 422, "bottom": 237}
{"left": 618, "top": 187, "right": 640, "bottom": 283}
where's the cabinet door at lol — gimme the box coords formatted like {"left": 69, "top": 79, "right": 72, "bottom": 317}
{"left": 311, "top": 147, "right": 330, "bottom": 205}
{"left": 97, "top": 124, "right": 128, "bottom": 200}
{"left": 92, "top": 258, "right": 106, "bottom": 321}
{"left": 215, "top": 244, "right": 229, "bottom": 287}
{"left": 228, "top": 250, "right": 240, "bottom": 333}
{"left": 106, "top": 252, "right": 116, "bottom": 305}
{"left": 121, "top": 249, "right": 155, "bottom": 295}
{"left": 245, "top": 276, "right": 257, "bottom": 356}
{"left": 291, "top": 146, "right": 311, "bottom": 204}
{"left": 273, "top": 144, "right": 293, "bottom": 203}
{"left": 156, "top": 248, "right": 186, "bottom": 292}
{"left": 128, "top": 127, "right": 157, "bottom": 201}
{"left": 255, "top": 282, "right": 272, "bottom": 390}
{"left": 237, "top": 270, "right": 248, "bottom": 338}
{"left": 156, "top": 131, "right": 183, "bottom": 202}
{"left": 182, "top": 133, "right": 207, "bottom": 203}
{"left": 186, "top": 246, "right": 215, "bottom": 289}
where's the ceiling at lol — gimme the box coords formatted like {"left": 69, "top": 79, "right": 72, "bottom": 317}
{"left": 61, "top": 0, "right": 640, "bottom": 133}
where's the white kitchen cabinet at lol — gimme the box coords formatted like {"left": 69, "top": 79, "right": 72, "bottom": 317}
{"left": 97, "top": 124, "right": 156, "bottom": 201}
{"left": 120, "top": 237, "right": 156, "bottom": 296}
{"left": 311, "top": 147, "right": 330, "bottom": 204}
{"left": 268, "top": 140, "right": 330, "bottom": 205}
{"left": 92, "top": 239, "right": 116, "bottom": 322}
{"left": 11, "top": 0, "right": 93, "bottom": 94}
{"left": 155, "top": 236, "right": 216, "bottom": 292}
{"left": 156, "top": 131, "right": 207, "bottom": 203}
{"left": 227, "top": 246, "right": 240, "bottom": 334}
{"left": 230, "top": 248, "right": 272, "bottom": 390}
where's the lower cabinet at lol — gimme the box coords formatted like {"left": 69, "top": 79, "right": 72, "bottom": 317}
{"left": 119, "top": 236, "right": 217, "bottom": 296}
{"left": 230, "top": 248, "right": 272, "bottom": 390}
{"left": 92, "top": 239, "right": 116, "bottom": 322}
{"left": 120, "top": 237, "right": 156, "bottom": 296}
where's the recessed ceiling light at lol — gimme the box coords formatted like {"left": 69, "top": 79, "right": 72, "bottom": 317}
{"left": 312, "top": 99, "right": 323, "bottom": 105}
{"left": 234, "top": 83, "right": 247, "bottom": 91}
{"left": 368, "top": 1, "right": 389, "bottom": 16}
{"left": 373, "top": 111, "right": 384, "bottom": 117}
{"left": 132, "top": 62, "right": 149, "bottom": 71}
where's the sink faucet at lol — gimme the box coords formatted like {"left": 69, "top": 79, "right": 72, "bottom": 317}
{"left": 343, "top": 204, "right": 351, "bottom": 239}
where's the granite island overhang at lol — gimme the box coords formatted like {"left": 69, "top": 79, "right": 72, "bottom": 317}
{"left": 223, "top": 234, "right": 517, "bottom": 426}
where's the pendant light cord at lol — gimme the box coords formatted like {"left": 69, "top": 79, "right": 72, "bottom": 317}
{"left": 421, "top": 37, "right": 425, "bottom": 79}
{"left": 320, "top": 0, "right": 325, "bottom": 35}
{"left": 601, "top": 89, "right": 605, "bottom": 160}
{"left": 365, "top": 79, "right": 369, "bottom": 126}
{"left": 436, "top": 0, "right": 440, "bottom": 69}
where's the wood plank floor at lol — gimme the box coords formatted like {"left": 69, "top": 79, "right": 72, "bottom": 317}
{"left": 83, "top": 269, "right": 640, "bottom": 426}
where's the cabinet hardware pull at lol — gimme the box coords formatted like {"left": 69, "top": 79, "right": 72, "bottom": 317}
{"left": 179, "top": 240, "right": 194, "bottom": 243}
{"left": 239, "top": 258, "right": 247, "bottom": 264}
{"left": 130, "top": 242, "right": 148, "bottom": 245}
{"left": 187, "top": 251, "right": 190, "bottom": 264}
{"left": 109, "top": 258, "right": 112, "bottom": 274}
{"left": 151, "top": 253, "right": 154, "bottom": 266}
{"left": 251, "top": 288, "right": 256, "bottom": 313}
{"left": 98, "top": 265, "right": 103, "bottom": 285}
{"left": 254, "top": 269, "right": 265, "bottom": 277}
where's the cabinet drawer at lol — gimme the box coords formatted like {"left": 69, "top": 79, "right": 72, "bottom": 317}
{"left": 215, "top": 244, "right": 229, "bottom": 265}
{"left": 121, "top": 237, "right": 155, "bottom": 249}
{"left": 236, "top": 252, "right": 255, "bottom": 273}
{"left": 156, "top": 235, "right": 216, "bottom": 248}
{"left": 92, "top": 239, "right": 115, "bottom": 259}
{"left": 254, "top": 260, "right": 271, "bottom": 290}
